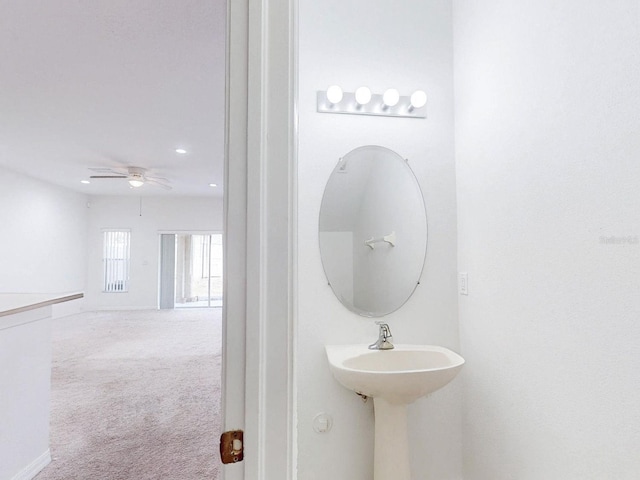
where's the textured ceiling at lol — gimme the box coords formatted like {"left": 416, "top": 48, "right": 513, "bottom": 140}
{"left": 0, "top": 0, "right": 225, "bottom": 197}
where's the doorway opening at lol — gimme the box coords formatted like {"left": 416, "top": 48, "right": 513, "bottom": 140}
{"left": 159, "top": 233, "right": 223, "bottom": 309}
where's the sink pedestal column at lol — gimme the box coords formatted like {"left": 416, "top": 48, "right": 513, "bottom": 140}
{"left": 373, "top": 397, "right": 411, "bottom": 480}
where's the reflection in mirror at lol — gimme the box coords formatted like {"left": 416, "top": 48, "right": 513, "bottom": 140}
{"left": 319, "top": 146, "right": 427, "bottom": 317}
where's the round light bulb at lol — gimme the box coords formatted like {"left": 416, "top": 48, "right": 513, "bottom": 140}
{"left": 326, "top": 85, "right": 343, "bottom": 105}
{"left": 410, "top": 90, "right": 427, "bottom": 109}
{"left": 355, "top": 86, "right": 372, "bottom": 106}
{"left": 128, "top": 179, "right": 144, "bottom": 188}
{"left": 382, "top": 88, "right": 400, "bottom": 108}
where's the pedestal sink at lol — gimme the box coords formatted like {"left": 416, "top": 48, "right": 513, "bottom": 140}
{"left": 325, "top": 344, "right": 464, "bottom": 480}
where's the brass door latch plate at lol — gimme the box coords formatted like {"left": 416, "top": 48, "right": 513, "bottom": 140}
{"left": 220, "top": 430, "right": 244, "bottom": 464}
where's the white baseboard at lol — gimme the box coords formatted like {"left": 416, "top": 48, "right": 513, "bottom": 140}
{"left": 11, "top": 449, "right": 51, "bottom": 480}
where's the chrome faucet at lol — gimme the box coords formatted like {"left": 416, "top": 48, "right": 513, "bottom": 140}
{"left": 369, "top": 322, "right": 394, "bottom": 350}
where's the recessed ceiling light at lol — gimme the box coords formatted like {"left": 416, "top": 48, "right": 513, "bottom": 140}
{"left": 209, "top": 183, "right": 217, "bottom": 187}
{"left": 80, "top": 180, "right": 90, "bottom": 184}
{"left": 175, "top": 148, "right": 187, "bottom": 154}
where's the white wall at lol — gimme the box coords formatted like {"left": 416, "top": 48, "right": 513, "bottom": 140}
{"left": 0, "top": 166, "right": 88, "bottom": 300}
{"left": 297, "top": 1, "right": 460, "bottom": 478}
{"left": 84, "top": 196, "right": 222, "bottom": 309}
{"left": 454, "top": 1, "right": 640, "bottom": 478}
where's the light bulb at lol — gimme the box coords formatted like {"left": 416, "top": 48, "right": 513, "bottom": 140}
{"left": 128, "top": 179, "right": 144, "bottom": 188}
{"left": 382, "top": 88, "right": 400, "bottom": 108}
{"left": 175, "top": 148, "right": 187, "bottom": 154}
{"left": 326, "top": 85, "right": 343, "bottom": 105}
{"left": 410, "top": 90, "right": 427, "bottom": 109}
{"left": 355, "top": 86, "right": 372, "bottom": 106}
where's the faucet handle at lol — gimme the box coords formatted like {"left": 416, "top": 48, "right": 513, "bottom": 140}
{"left": 374, "top": 321, "right": 392, "bottom": 337}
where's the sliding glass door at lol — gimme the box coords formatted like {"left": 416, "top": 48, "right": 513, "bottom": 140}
{"left": 159, "top": 233, "right": 223, "bottom": 309}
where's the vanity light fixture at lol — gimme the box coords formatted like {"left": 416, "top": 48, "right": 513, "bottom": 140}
{"left": 317, "top": 86, "right": 427, "bottom": 118}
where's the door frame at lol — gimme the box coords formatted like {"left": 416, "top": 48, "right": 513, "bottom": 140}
{"left": 223, "top": 0, "right": 297, "bottom": 478}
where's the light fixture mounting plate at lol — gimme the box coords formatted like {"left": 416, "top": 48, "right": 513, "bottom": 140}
{"left": 316, "top": 91, "right": 427, "bottom": 118}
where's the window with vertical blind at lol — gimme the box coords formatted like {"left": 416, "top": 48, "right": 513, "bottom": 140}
{"left": 103, "top": 230, "right": 131, "bottom": 292}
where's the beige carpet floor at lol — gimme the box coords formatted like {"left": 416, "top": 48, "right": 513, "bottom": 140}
{"left": 35, "top": 309, "right": 222, "bottom": 480}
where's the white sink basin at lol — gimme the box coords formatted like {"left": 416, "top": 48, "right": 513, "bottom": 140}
{"left": 325, "top": 344, "right": 464, "bottom": 480}
{"left": 325, "top": 344, "right": 465, "bottom": 404}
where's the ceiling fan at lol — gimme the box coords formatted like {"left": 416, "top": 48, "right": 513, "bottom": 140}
{"left": 89, "top": 166, "right": 172, "bottom": 190}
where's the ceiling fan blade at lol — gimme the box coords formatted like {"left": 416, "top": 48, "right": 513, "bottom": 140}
{"left": 146, "top": 175, "right": 169, "bottom": 182}
{"left": 145, "top": 178, "right": 172, "bottom": 190}
{"left": 89, "top": 167, "right": 128, "bottom": 176}
{"left": 89, "top": 175, "right": 127, "bottom": 179}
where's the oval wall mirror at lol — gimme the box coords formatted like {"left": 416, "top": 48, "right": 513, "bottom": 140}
{"left": 319, "top": 145, "right": 428, "bottom": 317}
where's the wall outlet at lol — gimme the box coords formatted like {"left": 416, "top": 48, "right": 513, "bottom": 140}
{"left": 459, "top": 272, "right": 468, "bottom": 295}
